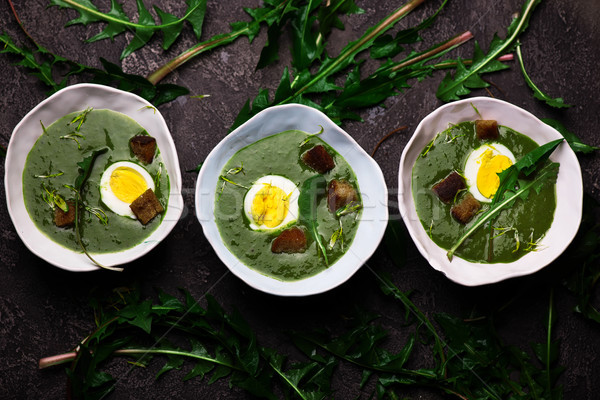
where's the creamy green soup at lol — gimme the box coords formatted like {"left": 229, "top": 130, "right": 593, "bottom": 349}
{"left": 22, "top": 109, "right": 169, "bottom": 253}
{"left": 214, "top": 130, "right": 361, "bottom": 281}
{"left": 412, "top": 122, "right": 556, "bottom": 263}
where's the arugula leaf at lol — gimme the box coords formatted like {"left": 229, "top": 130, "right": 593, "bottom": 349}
{"left": 516, "top": 42, "right": 571, "bottom": 108}
{"left": 149, "top": 0, "right": 295, "bottom": 84}
{"left": 542, "top": 118, "right": 598, "bottom": 154}
{"left": 447, "top": 139, "right": 563, "bottom": 260}
{"left": 73, "top": 148, "right": 125, "bottom": 272}
{"left": 230, "top": 0, "right": 460, "bottom": 130}
{"left": 298, "top": 175, "right": 329, "bottom": 266}
{"left": 436, "top": 0, "right": 541, "bottom": 102}
{"left": 50, "top": 0, "right": 207, "bottom": 59}
{"left": 0, "top": 32, "right": 189, "bottom": 106}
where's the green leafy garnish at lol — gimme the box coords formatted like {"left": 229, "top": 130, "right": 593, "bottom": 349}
{"left": 69, "top": 107, "right": 93, "bottom": 131}
{"left": 447, "top": 139, "right": 563, "bottom": 260}
{"left": 516, "top": 41, "right": 571, "bottom": 108}
{"left": 298, "top": 175, "right": 328, "bottom": 265}
{"left": 41, "top": 183, "right": 68, "bottom": 212}
{"left": 436, "top": 0, "right": 540, "bottom": 101}
{"left": 59, "top": 132, "right": 85, "bottom": 149}
{"left": 329, "top": 219, "right": 343, "bottom": 250}
{"left": 299, "top": 125, "right": 324, "bottom": 147}
{"left": 334, "top": 200, "right": 361, "bottom": 218}
{"left": 86, "top": 206, "right": 109, "bottom": 226}
{"left": 72, "top": 148, "right": 123, "bottom": 272}
{"left": 35, "top": 171, "right": 64, "bottom": 179}
{"left": 50, "top": 0, "right": 207, "bottom": 59}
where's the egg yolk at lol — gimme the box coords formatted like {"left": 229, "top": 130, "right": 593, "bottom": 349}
{"left": 109, "top": 167, "right": 148, "bottom": 203}
{"left": 251, "top": 183, "right": 290, "bottom": 228}
{"left": 476, "top": 150, "right": 513, "bottom": 199}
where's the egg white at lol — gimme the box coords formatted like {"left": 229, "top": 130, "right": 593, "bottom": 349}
{"left": 243, "top": 175, "right": 300, "bottom": 231}
{"left": 100, "top": 161, "right": 155, "bottom": 218}
{"left": 464, "top": 143, "right": 516, "bottom": 202}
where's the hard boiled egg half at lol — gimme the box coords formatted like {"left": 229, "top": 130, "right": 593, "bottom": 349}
{"left": 464, "top": 143, "right": 516, "bottom": 202}
{"left": 100, "top": 161, "right": 155, "bottom": 218}
{"left": 243, "top": 175, "right": 300, "bottom": 231}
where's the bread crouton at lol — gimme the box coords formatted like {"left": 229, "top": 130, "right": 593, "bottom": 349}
{"left": 129, "top": 189, "right": 164, "bottom": 225}
{"left": 327, "top": 180, "right": 358, "bottom": 213}
{"left": 54, "top": 201, "right": 76, "bottom": 227}
{"left": 302, "top": 145, "right": 335, "bottom": 174}
{"left": 451, "top": 193, "right": 481, "bottom": 224}
{"left": 271, "top": 226, "right": 307, "bottom": 254}
{"left": 475, "top": 120, "right": 499, "bottom": 140}
{"left": 130, "top": 135, "right": 157, "bottom": 164}
{"left": 432, "top": 171, "right": 465, "bottom": 204}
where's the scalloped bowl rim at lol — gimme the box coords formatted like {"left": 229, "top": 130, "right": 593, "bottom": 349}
{"left": 4, "top": 83, "right": 184, "bottom": 272}
{"left": 195, "top": 104, "right": 388, "bottom": 296}
{"left": 398, "top": 97, "right": 583, "bottom": 286}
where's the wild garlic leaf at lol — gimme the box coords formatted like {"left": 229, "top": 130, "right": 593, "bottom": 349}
{"left": 436, "top": 0, "right": 541, "bottom": 102}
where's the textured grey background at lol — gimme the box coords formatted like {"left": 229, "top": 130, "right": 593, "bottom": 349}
{"left": 1, "top": 0, "right": 599, "bottom": 399}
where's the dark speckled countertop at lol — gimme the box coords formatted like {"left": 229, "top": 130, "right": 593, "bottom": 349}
{"left": 1, "top": 1, "right": 599, "bottom": 399}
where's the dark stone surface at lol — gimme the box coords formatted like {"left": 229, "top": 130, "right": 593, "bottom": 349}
{"left": 1, "top": 0, "right": 599, "bottom": 399}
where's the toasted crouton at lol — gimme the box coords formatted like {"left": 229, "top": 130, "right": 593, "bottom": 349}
{"left": 432, "top": 171, "right": 465, "bottom": 204}
{"left": 475, "top": 120, "right": 499, "bottom": 140}
{"left": 129, "top": 189, "right": 164, "bottom": 225}
{"left": 271, "top": 226, "right": 307, "bottom": 253}
{"left": 302, "top": 145, "right": 335, "bottom": 174}
{"left": 451, "top": 193, "right": 481, "bottom": 224}
{"left": 130, "top": 135, "right": 157, "bottom": 164}
{"left": 54, "top": 201, "right": 76, "bottom": 227}
{"left": 327, "top": 180, "right": 358, "bottom": 213}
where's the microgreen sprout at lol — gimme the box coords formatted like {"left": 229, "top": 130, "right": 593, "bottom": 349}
{"left": 299, "top": 126, "right": 324, "bottom": 147}
{"left": 69, "top": 107, "right": 93, "bottom": 131}
{"left": 86, "top": 206, "right": 109, "bottom": 225}
{"left": 335, "top": 201, "right": 362, "bottom": 218}
{"left": 60, "top": 132, "right": 85, "bottom": 149}
{"left": 329, "top": 219, "right": 344, "bottom": 251}
{"left": 138, "top": 105, "right": 157, "bottom": 113}
{"left": 34, "top": 171, "right": 64, "bottom": 178}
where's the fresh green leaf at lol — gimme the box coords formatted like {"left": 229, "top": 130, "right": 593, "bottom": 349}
{"left": 298, "top": 175, "right": 329, "bottom": 265}
{"left": 516, "top": 42, "right": 571, "bottom": 108}
{"left": 50, "top": 0, "right": 208, "bottom": 58}
{"left": 542, "top": 118, "right": 598, "bottom": 154}
{"left": 436, "top": 0, "right": 541, "bottom": 102}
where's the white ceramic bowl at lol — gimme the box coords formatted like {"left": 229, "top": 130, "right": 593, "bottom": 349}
{"left": 195, "top": 104, "right": 388, "bottom": 296}
{"left": 5, "top": 83, "right": 184, "bottom": 272}
{"left": 398, "top": 97, "right": 583, "bottom": 286}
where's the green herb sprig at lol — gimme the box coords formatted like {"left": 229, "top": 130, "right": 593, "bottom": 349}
{"left": 0, "top": 32, "right": 188, "bottom": 106}
{"left": 72, "top": 148, "right": 124, "bottom": 272}
{"left": 436, "top": 0, "right": 540, "bottom": 102}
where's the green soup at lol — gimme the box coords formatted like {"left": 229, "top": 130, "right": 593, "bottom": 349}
{"left": 22, "top": 109, "right": 169, "bottom": 253}
{"left": 214, "top": 130, "right": 361, "bottom": 281}
{"left": 412, "top": 122, "right": 556, "bottom": 263}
